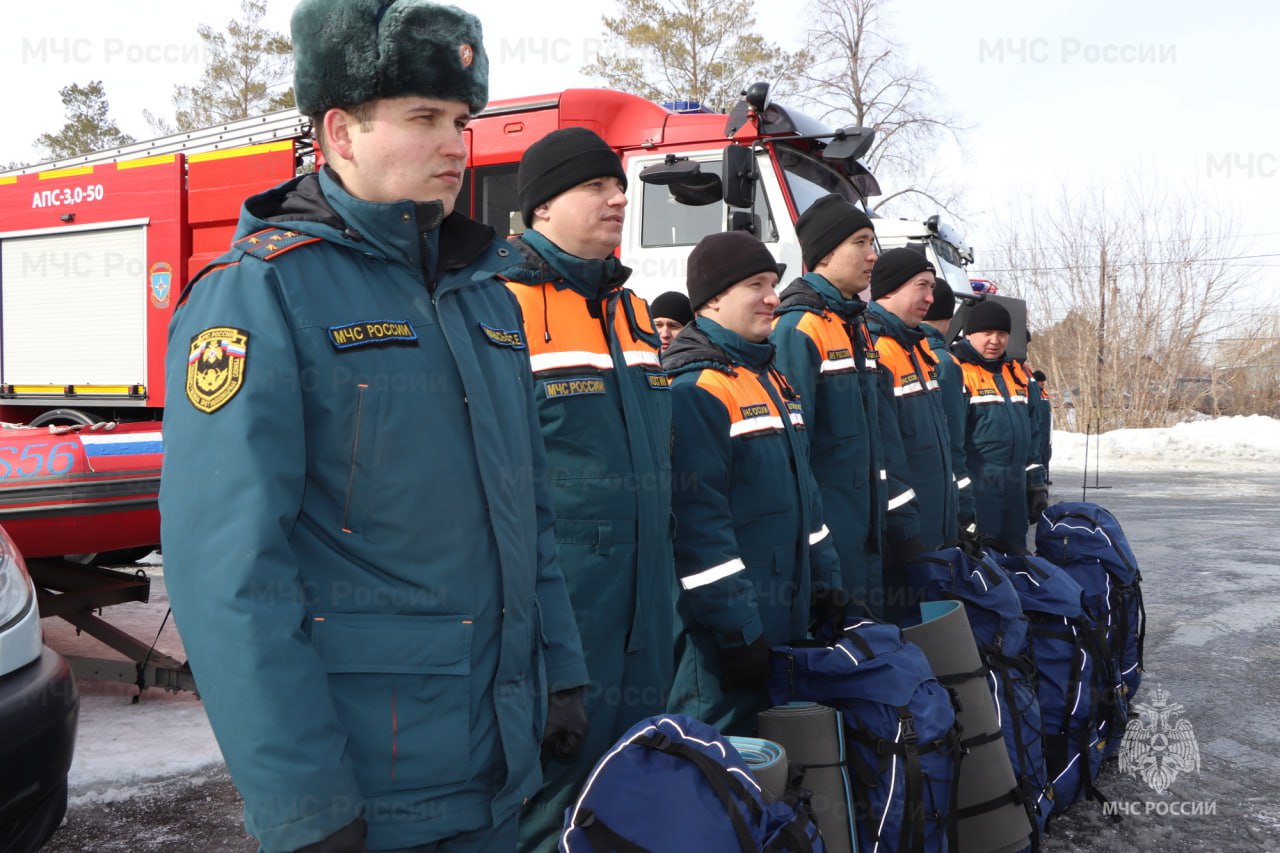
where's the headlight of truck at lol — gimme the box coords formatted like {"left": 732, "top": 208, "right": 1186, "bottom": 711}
{"left": 0, "top": 529, "right": 34, "bottom": 632}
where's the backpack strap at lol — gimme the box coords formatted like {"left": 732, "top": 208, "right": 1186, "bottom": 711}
{"left": 897, "top": 708, "right": 927, "bottom": 853}
{"left": 631, "top": 732, "right": 763, "bottom": 853}
{"left": 574, "top": 809, "right": 653, "bottom": 853}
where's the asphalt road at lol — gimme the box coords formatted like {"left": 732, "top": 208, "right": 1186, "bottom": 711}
{"left": 40, "top": 468, "right": 1280, "bottom": 851}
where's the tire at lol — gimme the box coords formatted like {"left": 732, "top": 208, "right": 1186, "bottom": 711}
{"left": 0, "top": 776, "right": 68, "bottom": 853}
{"left": 28, "top": 408, "right": 103, "bottom": 428}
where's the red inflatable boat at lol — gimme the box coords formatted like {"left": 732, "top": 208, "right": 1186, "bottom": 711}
{"left": 0, "top": 421, "right": 161, "bottom": 558}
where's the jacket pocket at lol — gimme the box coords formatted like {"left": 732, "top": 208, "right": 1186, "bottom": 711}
{"left": 310, "top": 613, "right": 473, "bottom": 795}
{"left": 341, "top": 384, "right": 381, "bottom": 535}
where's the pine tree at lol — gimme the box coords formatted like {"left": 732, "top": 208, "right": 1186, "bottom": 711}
{"left": 169, "top": 0, "right": 294, "bottom": 131}
{"left": 583, "top": 0, "right": 802, "bottom": 114}
{"left": 34, "top": 81, "right": 135, "bottom": 161}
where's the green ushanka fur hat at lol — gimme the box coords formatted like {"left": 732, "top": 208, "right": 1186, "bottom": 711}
{"left": 291, "top": 0, "right": 489, "bottom": 117}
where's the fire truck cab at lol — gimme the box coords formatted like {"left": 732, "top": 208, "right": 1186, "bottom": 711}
{"left": 0, "top": 83, "right": 878, "bottom": 426}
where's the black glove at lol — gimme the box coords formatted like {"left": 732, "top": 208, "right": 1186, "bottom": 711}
{"left": 1027, "top": 485, "right": 1049, "bottom": 525}
{"left": 956, "top": 521, "right": 984, "bottom": 559}
{"left": 810, "top": 587, "right": 850, "bottom": 634}
{"left": 542, "top": 687, "right": 588, "bottom": 764}
{"left": 718, "top": 636, "right": 771, "bottom": 693}
{"left": 892, "top": 535, "right": 927, "bottom": 570}
{"left": 291, "top": 818, "right": 367, "bottom": 853}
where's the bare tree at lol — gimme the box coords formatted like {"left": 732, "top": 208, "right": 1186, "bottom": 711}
{"left": 988, "top": 175, "right": 1256, "bottom": 430}
{"left": 795, "top": 0, "right": 967, "bottom": 216}
{"left": 583, "top": 0, "right": 802, "bottom": 114}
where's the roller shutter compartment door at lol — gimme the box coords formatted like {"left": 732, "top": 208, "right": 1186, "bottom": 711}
{"left": 1, "top": 226, "right": 147, "bottom": 386}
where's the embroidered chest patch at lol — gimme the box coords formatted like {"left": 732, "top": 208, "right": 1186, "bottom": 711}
{"left": 739, "top": 403, "right": 772, "bottom": 419}
{"left": 826, "top": 348, "right": 852, "bottom": 361}
{"left": 646, "top": 373, "right": 672, "bottom": 390}
{"left": 544, "top": 377, "right": 607, "bottom": 398}
{"left": 480, "top": 323, "right": 527, "bottom": 349}
{"left": 328, "top": 320, "right": 418, "bottom": 350}
{"left": 186, "top": 327, "right": 248, "bottom": 414}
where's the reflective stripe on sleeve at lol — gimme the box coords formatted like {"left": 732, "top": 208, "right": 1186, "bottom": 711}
{"left": 681, "top": 558, "right": 747, "bottom": 591}
{"left": 809, "top": 525, "right": 831, "bottom": 546}
{"left": 887, "top": 488, "right": 917, "bottom": 511}
{"left": 956, "top": 477, "right": 972, "bottom": 490}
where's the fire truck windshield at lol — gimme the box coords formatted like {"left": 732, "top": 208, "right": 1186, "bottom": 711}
{"left": 775, "top": 144, "right": 862, "bottom": 214}
{"left": 930, "top": 238, "right": 970, "bottom": 291}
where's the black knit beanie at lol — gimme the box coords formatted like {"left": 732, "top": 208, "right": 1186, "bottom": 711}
{"left": 650, "top": 291, "right": 694, "bottom": 326}
{"left": 686, "top": 231, "right": 781, "bottom": 310}
{"left": 517, "top": 127, "right": 627, "bottom": 226}
{"left": 965, "top": 299, "right": 1012, "bottom": 334}
{"left": 795, "top": 194, "right": 875, "bottom": 269}
{"left": 870, "top": 247, "right": 935, "bottom": 300}
{"left": 923, "top": 278, "right": 956, "bottom": 321}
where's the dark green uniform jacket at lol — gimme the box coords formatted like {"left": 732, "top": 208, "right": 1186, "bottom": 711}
{"left": 952, "top": 340, "right": 1042, "bottom": 552}
{"left": 866, "top": 302, "right": 958, "bottom": 553}
{"left": 663, "top": 317, "right": 841, "bottom": 735}
{"left": 500, "top": 230, "right": 676, "bottom": 852}
{"left": 922, "top": 323, "right": 976, "bottom": 524}
{"left": 1013, "top": 359, "right": 1052, "bottom": 483}
{"left": 771, "top": 273, "right": 888, "bottom": 613}
{"left": 160, "top": 168, "right": 587, "bottom": 852}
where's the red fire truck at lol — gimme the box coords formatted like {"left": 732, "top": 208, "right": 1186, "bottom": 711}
{"left": 0, "top": 83, "right": 884, "bottom": 427}
{"left": 0, "top": 84, "right": 886, "bottom": 688}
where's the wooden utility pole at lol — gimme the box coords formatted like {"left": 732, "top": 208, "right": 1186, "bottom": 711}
{"left": 1097, "top": 245, "right": 1107, "bottom": 421}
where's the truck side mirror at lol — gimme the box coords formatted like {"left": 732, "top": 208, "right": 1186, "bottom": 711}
{"left": 721, "top": 145, "right": 757, "bottom": 209}
{"left": 728, "top": 210, "right": 758, "bottom": 235}
{"left": 640, "top": 157, "right": 724, "bottom": 206}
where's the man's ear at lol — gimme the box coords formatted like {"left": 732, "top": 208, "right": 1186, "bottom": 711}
{"left": 322, "top": 108, "right": 358, "bottom": 162}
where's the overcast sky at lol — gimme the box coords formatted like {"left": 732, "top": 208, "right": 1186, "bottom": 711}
{"left": 2, "top": 0, "right": 1275, "bottom": 310}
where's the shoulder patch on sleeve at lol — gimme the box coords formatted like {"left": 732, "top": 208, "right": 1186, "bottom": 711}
{"left": 185, "top": 327, "right": 249, "bottom": 414}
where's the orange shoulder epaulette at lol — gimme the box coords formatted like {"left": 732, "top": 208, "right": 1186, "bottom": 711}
{"left": 177, "top": 228, "right": 324, "bottom": 308}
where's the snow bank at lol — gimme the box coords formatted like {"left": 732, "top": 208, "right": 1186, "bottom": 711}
{"left": 67, "top": 681, "right": 225, "bottom": 804}
{"left": 1051, "top": 415, "right": 1280, "bottom": 472}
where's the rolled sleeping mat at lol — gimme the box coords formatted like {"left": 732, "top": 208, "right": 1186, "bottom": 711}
{"left": 726, "top": 736, "right": 789, "bottom": 804}
{"left": 904, "top": 600, "right": 1031, "bottom": 853}
{"left": 758, "top": 702, "right": 857, "bottom": 853}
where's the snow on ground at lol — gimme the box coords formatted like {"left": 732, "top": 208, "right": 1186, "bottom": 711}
{"left": 1051, "top": 415, "right": 1280, "bottom": 472}
{"left": 39, "top": 570, "right": 226, "bottom": 805}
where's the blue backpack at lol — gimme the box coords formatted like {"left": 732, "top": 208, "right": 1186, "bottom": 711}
{"left": 771, "top": 619, "right": 960, "bottom": 853}
{"left": 1035, "top": 501, "right": 1145, "bottom": 706}
{"left": 559, "top": 714, "right": 824, "bottom": 853}
{"left": 902, "top": 547, "right": 1052, "bottom": 841}
{"left": 1000, "top": 554, "right": 1122, "bottom": 813}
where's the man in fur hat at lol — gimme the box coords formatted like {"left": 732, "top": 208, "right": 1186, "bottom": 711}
{"left": 160, "top": 3, "right": 587, "bottom": 850}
